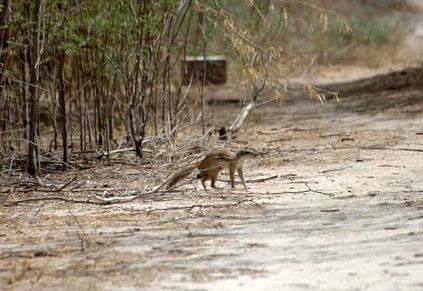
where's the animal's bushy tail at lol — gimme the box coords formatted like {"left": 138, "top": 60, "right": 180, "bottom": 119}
{"left": 166, "top": 164, "right": 197, "bottom": 189}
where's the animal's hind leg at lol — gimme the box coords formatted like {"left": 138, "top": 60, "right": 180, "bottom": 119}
{"left": 201, "top": 177, "right": 208, "bottom": 189}
{"left": 237, "top": 166, "right": 247, "bottom": 189}
{"left": 210, "top": 170, "right": 221, "bottom": 189}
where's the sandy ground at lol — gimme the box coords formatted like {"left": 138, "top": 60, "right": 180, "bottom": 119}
{"left": 1, "top": 83, "right": 423, "bottom": 290}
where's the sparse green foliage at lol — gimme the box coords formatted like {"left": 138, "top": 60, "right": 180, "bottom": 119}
{"left": 283, "top": 0, "right": 410, "bottom": 65}
{"left": 0, "top": 0, "right": 412, "bottom": 175}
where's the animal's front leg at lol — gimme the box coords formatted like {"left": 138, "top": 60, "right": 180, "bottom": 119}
{"left": 229, "top": 167, "right": 237, "bottom": 189}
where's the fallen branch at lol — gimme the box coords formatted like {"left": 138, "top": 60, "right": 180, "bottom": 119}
{"left": 359, "top": 146, "right": 423, "bottom": 153}
{"left": 147, "top": 198, "right": 253, "bottom": 213}
{"left": 240, "top": 182, "right": 334, "bottom": 197}
{"left": 56, "top": 175, "right": 78, "bottom": 192}
{"left": 228, "top": 101, "right": 255, "bottom": 134}
{"left": 5, "top": 196, "right": 101, "bottom": 206}
{"left": 218, "top": 175, "right": 278, "bottom": 185}
{"left": 223, "top": 79, "right": 267, "bottom": 139}
{"left": 5, "top": 178, "right": 176, "bottom": 206}
{"left": 4, "top": 186, "right": 133, "bottom": 194}
{"left": 97, "top": 147, "right": 154, "bottom": 159}
{"left": 319, "top": 166, "right": 352, "bottom": 174}
{"left": 257, "top": 126, "right": 312, "bottom": 135}
{"left": 246, "top": 175, "right": 278, "bottom": 183}
{"left": 4, "top": 178, "right": 331, "bottom": 207}
{"left": 392, "top": 148, "right": 423, "bottom": 153}
{"left": 304, "top": 183, "right": 334, "bottom": 197}
{"left": 320, "top": 209, "right": 340, "bottom": 213}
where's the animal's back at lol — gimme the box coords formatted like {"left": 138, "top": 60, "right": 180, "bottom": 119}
{"left": 198, "top": 149, "right": 236, "bottom": 171}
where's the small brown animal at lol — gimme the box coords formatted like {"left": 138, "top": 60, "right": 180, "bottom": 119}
{"left": 166, "top": 149, "right": 258, "bottom": 190}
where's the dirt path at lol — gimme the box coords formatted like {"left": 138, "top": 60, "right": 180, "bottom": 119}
{"left": 2, "top": 88, "right": 423, "bottom": 290}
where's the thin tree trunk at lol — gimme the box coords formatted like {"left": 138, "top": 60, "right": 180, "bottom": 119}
{"left": 58, "top": 49, "right": 68, "bottom": 166}
{"left": 27, "top": 0, "right": 42, "bottom": 180}
{"left": 0, "top": 0, "right": 11, "bottom": 66}
{"left": 0, "top": 0, "right": 12, "bottom": 152}
{"left": 76, "top": 58, "right": 83, "bottom": 151}
{"left": 200, "top": 5, "right": 206, "bottom": 135}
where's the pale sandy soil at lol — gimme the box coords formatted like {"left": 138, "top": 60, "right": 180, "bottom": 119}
{"left": 1, "top": 84, "right": 423, "bottom": 290}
